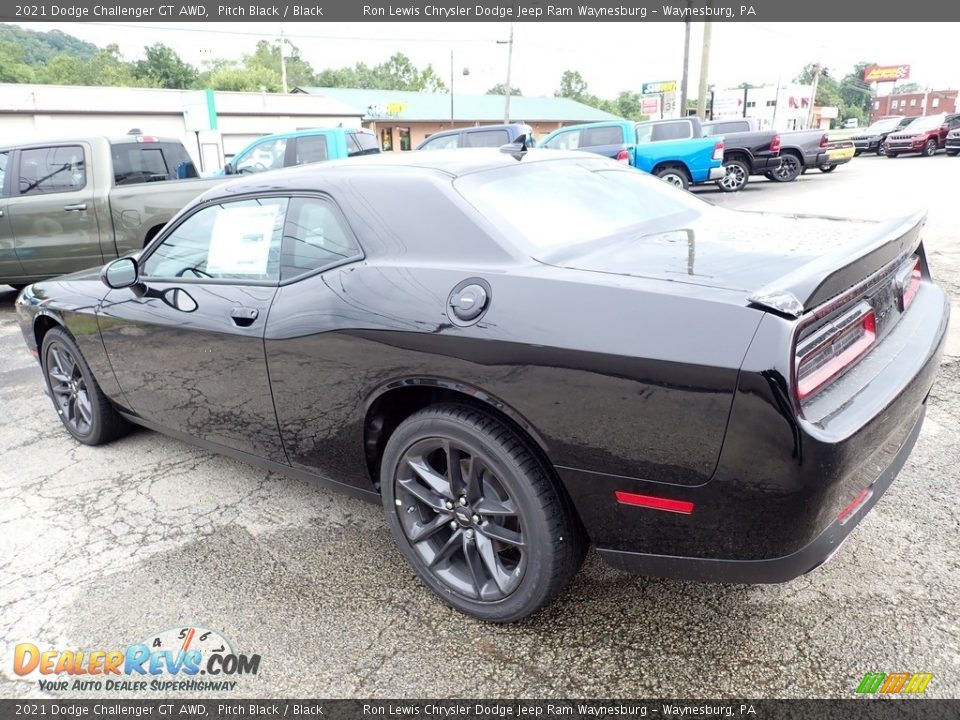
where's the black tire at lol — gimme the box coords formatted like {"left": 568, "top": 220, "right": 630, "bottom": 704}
{"left": 380, "top": 403, "right": 586, "bottom": 622}
{"left": 819, "top": 164, "right": 837, "bottom": 173}
{"left": 877, "top": 141, "right": 887, "bottom": 156}
{"left": 768, "top": 152, "right": 802, "bottom": 182}
{"left": 853, "top": 150, "right": 862, "bottom": 157}
{"left": 41, "top": 328, "right": 126, "bottom": 446}
{"left": 716, "top": 159, "right": 749, "bottom": 192}
{"left": 922, "top": 139, "right": 938, "bottom": 157}
{"left": 654, "top": 165, "right": 690, "bottom": 191}
{"left": 886, "top": 152, "right": 899, "bottom": 159}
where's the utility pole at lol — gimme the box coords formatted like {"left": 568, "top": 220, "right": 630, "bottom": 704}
{"left": 279, "top": 29, "right": 288, "bottom": 94}
{"left": 679, "top": 6, "right": 691, "bottom": 116}
{"left": 498, "top": 23, "right": 515, "bottom": 123}
{"left": 806, "top": 63, "right": 822, "bottom": 129}
{"left": 696, "top": 21, "right": 713, "bottom": 119}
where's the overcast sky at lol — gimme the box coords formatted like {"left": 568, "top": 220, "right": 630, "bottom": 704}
{"left": 12, "top": 21, "right": 960, "bottom": 98}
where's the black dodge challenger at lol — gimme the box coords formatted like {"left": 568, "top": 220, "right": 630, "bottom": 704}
{"left": 16, "top": 149, "right": 949, "bottom": 621}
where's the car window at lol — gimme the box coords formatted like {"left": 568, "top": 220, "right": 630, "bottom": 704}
{"left": 295, "top": 135, "right": 329, "bottom": 165}
{"left": 280, "top": 197, "right": 361, "bottom": 281}
{"left": 419, "top": 133, "right": 459, "bottom": 151}
{"left": 18, "top": 145, "right": 86, "bottom": 195}
{"left": 349, "top": 132, "right": 380, "bottom": 156}
{"left": 235, "top": 138, "right": 288, "bottom": 173}
{"left": 651, "top": 122, "right": 693, "bottom": 141}
{"left": 542, "top": 130, "right": 579, "bottom": 150}
{"left": 703, "top": 121, "right": 744, "bottom": 136}
{"left": 579, "top": 126, "right": 624, "bottom": 147}
{"left": 143, "top": 198, "right": 287, "bottom": 282}
{"left": 111, "top": 143, "right": 198, "bottom": 185}
{"left": 0, "top": 151, "right": 7, "bottom": 196}
{"left": 463, "top": 129, "right": 510, "bottom": 148}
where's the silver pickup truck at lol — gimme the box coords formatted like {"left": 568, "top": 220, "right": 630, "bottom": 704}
{"left": 0, "top": 134, "right": 225, "bottom": 288}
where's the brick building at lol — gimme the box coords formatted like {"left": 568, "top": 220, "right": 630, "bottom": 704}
{"left": 871, "top": 90, "right": 957, "bottom": 122}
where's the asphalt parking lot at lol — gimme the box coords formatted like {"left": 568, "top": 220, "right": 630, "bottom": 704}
{"left": 1, "top": 153, "right": 958, "bottom": 699}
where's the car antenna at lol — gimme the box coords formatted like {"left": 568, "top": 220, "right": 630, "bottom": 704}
{"left": 499, "top": 134, "right": 529, "bottom": 160}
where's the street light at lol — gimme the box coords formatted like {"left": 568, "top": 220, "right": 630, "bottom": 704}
{"left": 496, "top": 23, "right": 514, "bottom": 123}
{"left": 450, "top": 50, "right": 470, "bottom": 126}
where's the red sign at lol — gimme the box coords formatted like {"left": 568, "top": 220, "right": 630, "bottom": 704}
{"left": 864, "top": 65, "right": 911, "bottom": 82}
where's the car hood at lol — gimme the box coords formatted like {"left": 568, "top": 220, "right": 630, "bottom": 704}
{"left": 538, "top": 208, "right": 924, "bottom": 314}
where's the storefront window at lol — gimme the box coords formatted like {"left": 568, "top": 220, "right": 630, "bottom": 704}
{"left": 380, "top": 127, "right": 394, "bottom": 152}
{"left": 399, "top": 127, "right": 412, "bottom": 152}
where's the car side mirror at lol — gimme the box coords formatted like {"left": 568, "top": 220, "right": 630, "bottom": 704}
{"left": 101, "top": 257, "right": 140, "bottom": 290}
{"left": 223, "top": 162, "right": 236, "bottom": 175}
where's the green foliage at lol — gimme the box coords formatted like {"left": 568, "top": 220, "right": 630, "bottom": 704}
{"left": 314, "top": 53, "right": 446, "bottom": 92}
{"left": 0, "top": 42, "right": 35, "bottom": 83}
{"left": 135, "top": 43, "right": 198, "bottom": 89}
{"left": 40, "top": 44, "right": 145, "bottom": 87}
{"left": 795, "top": 61, "right": 882, "bottom": 123}
{"left": 555, "top": 70, "right": 590, "bottom": 102}
{"left": 0, "top": 25, "right": 96, "bottom": 65}
{"left": 486, "top": 83, "right": 522, "bottom": 96}
{"left": 894, "top": 82, "right": 922, "bottom": 94}
{"left": 554, "top": 70, "right": 647, "bottom": 120}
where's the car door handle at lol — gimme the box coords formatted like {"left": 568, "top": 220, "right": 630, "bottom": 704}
{"left": 230, "top": 307, "right": 259, "bottom": 327}
{"left": 63, "top": 203, "right": 87, "bottom": 212}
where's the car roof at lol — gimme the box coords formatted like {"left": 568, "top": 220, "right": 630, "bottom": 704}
{"left": 207, "top": 148, "right": 601, "bottom": 196}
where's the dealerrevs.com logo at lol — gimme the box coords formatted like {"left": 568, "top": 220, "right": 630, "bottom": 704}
{"left": 13, "top": 627, "right": 260, "bottom": 692}
{"left": 856, "top": 672, "right": 933, "bottom": 695}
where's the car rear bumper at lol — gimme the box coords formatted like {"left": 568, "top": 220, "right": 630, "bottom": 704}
{"left": 750, "top": 156, "right": 782, "bottom": 173}
{"left": 708, "top": 166, "right": 725, "bottom": 181}
{"left": 597, "top": 402, "right": 925, "bottom": 583}
{"left": 560, "top": 282, "right": 948, "bottom": 583}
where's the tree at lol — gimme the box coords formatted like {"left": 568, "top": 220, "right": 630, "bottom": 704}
{"left": 135, "top": 43, "right": 197, "bottom": 89}
{"left": 245, "top": 39, "right": 317, "bottom": 90}
{"left": 555, "top": 70, "right": 589, "bottom": 102}
{"left": 894, "top": 82, "right": 922, "bottom": 94}
{"left": 311, "top": 53, "right": 445, "bottom": 92}
{"left": 0, "top": 42, "right": 35, "bottom": 83}
{"left": 41, "top": 44, "right": 141, "bottom": 87}
{"left": 839, "top": 61, "right": 875, "bottom": 118}
{"left": 486, "top": 83, "right": 522, "bottom": 96}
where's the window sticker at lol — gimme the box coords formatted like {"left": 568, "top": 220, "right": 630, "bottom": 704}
{"left": 206, "top": 205, "right": 279, "bottom": 276}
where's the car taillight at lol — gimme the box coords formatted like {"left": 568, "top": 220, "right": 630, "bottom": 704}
{"left": 819, "top": 134, "right": 829, "bottom": 149}
{"left": 769, "top": 135, "right": 781, "bottom": 153}
{"left": 712, "top": 141, "right": 724, "bottom": 161}
{"left": 615, "top": 149, "right": 630, "bottom": 163}
{"left": 895, "top": 255, "right": 922, "bottom": 310}
{"left": 795, "top": 302, "right": 877, "bottom": 401}
{"left": 135, "top": 135, "right": 158, "bottom": 143}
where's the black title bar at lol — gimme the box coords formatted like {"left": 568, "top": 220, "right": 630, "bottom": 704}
{"left": 1, "top": 0, "right": 956, "bottom": 22}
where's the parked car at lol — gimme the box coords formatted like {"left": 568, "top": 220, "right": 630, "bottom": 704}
{"left": 0, "top": 134, "right": 225, "bottom": 289}
{"left": 885, "top": 113, "right": 960, "bottom": 158}
{"left": 701, "top": 118, "right": 782, "bottom": 192}
{"left": 416, "top": 123, "right": 535, "bottom": 150}
{"left": 819, "top": 138, "right": 856, "bottom": 172}
{"left": 851, "top": 116, "right": 912, "bottom": 156}
{"left": 539, "top": 119, "right": 724, "bottom": 190}
{"left": 946, "top": 128, "right": 960, "bottom": 156}
{"left": 842, "top": 118, "right": 860, "bottom": 129}
{"left": 16, "top": 149, "right": 948, "bottom": 621}
{"left": 222, "top": 127, "right": 380, "bottom": 175}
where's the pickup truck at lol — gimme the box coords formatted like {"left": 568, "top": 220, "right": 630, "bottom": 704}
{"left": 539, "top": 120, "right": 724, "bottom": 191}
{"left": 222, "top": 127, "right": 380, "bottom": 175}
{"left": 0, "top": 135, "right": 224, "bottom": 288}
{"left": 885, "top": 113, "right": 960, "bottom": 158}
{"left": 700, "top": 118, "right": 782, "bottom": 192}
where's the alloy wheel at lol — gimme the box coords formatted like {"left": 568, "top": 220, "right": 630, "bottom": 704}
{"left": 718, "top": 163, "right": 746, "bottom": 191}
{"left": 660, "top": 172, "right": 685, "bottom": 189}
{"left": 393, "top": 438, "right": 526, "bottom": 602}
{"left": 773, "top": 155, "right": 800, "bottom": 181}
{"left": 46, "top": 344, "right": 93, "bottom": 436}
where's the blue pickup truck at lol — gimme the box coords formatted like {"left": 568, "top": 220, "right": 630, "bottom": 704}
{"left": 221, "top": 127, "right": 380, "bottom": 175}
{"left": 539, "top": 119, "right": 724, "bottom": 190}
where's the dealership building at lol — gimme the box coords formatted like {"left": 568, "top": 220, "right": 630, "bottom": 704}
{"left": 293, "top": 86, "right": 621, "bottom": 150}
{"left": 708, "top": 84, "right": 816, "bottom": 130}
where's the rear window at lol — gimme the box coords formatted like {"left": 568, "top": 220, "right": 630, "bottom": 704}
{"left": 455, "top": 160, "right": 704, "bottom": 252}
{"left": 651, "top": 121, "right": 693, "bottom": 141}
{"left": 295, "top": 135, "right": 329, "bottom": 164}
{"left": 463, "top": 129, "right": 510, "bottom": 148}
{"left": 579, "top": 126, "right": 625, "bottom": 147}
{"left": 703, "top": 121, "right": 747, "bottom": 136}
{"left": 348, "top": 132, "right": 380, "bottom": 156}
{"left": 111, "top": 142, "right": 198, "bottom": 185}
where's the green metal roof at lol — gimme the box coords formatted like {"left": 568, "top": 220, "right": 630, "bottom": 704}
{"left": 294, "top": 87, "right": 623, "bottom": 123}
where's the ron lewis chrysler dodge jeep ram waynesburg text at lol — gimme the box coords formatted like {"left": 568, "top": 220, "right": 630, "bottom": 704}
{"left": 16, "top": 149, "right": 948, "bottom": 622}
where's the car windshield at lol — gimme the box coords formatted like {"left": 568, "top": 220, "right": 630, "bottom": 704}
{"left": 902, "top": 115, "right": 945, "bottom": 132}
{"left": 866, "top": 118, "right": 903, "bottom": 133}
{"left": 455, "top": 159, "right": 706, "bottom": 253}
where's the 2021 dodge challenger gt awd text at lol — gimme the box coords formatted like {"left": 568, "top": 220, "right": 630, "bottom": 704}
{"left": 16, "top": 150, "right": 948, "bottom": 622}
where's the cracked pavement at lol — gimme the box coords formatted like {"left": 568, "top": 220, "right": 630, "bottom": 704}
{"left": 1, "top": 154, "right": 959, "bottom": 699}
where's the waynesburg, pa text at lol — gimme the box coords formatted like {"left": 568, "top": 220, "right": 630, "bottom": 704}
{"left": 361, "top": 4, "right": 754, "bottom": 19}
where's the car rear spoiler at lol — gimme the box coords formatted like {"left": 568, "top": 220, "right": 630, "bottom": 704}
{"left": 748, "top": 211, "right": 926, "bottom": 317}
